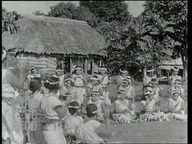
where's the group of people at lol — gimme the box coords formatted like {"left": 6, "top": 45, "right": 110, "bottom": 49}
{"left": 2, "top": 48, "right": 187, "bottom": 144}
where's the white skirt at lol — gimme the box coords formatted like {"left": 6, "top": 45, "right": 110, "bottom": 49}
{"left": 43, "top": 122, "right": 67, "bottom": 144}
{"left": 2, "top": 101, "right": 24, "bottom": 144}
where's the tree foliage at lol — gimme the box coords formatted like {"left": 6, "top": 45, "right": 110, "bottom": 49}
{"left": 2, "top": 8, "right": 22, "bottom": 34}
{"left": 142, "top": 1, "right": 187, "bottom": 81}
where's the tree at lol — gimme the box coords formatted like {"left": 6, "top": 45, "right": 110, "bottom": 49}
{"left": 142, "top": 1, "right": 188, "bottom": 83}
{"left": 2, "top": 8, "right": 22, "bottom": 34}
{"left": 48, "top": 2, "right": 77, "bottom": 19}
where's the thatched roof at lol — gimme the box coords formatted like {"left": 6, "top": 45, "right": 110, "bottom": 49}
{"left": 158, "top": 58, "right": 183, "bottom": 70}
{"left": 2, "top": 15, "right": 106, "bottom": 57}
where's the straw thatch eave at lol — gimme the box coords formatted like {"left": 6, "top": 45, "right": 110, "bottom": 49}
{"left": 2, "top": 15, "right": 107, "bottom": 57}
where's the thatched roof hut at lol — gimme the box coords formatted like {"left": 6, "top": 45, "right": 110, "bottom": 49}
{"left": 2, "top": 15, "right": 106, "bottom": 57}
{"left": 2, "top": 15, "right": 107, "bottom": 74}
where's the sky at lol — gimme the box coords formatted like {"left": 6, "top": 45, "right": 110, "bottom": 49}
{"left": 2, "top": 1, "right": 145, "bottom": 17}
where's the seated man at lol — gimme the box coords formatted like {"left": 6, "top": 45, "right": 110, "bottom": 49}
{"left": 166, "top": 90, "right": 187, "bottom": 121}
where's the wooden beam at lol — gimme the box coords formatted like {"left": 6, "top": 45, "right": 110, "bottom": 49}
{"left": 70, "top": 58, "right": 73, "bottom": 74}
{"left": 91, "top": 59, "right": 94, "bottom": 75}
{"left": 84, "top": 58, "right": 88, "bottom": 75}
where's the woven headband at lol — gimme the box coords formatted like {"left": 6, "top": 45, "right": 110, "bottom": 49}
{"left": 68, "top": 105, "right": 79, "bottom": 109}
{"left": 45, "top": 80, "right": 59, "bottom": 85}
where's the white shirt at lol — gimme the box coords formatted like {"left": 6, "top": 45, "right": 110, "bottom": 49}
{"left": 76, "top": 120, "right": 104, "bottom": 144}
{"left": 41, "top": 93, "right": 62, "bottom": 120}
{"left": 63, "top": 115, "right": 83, "bottom": 136}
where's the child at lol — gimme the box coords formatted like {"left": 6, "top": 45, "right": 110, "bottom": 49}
{"left": 166, "top": 90, "right": 187, "bottom": 121}
{"left": 75, "top": 103, "right": 111, "bottom": 144}
{"left": 40, "top": 75, "right": 68, "bottom": 144}
{"left": 72, "top": 66, "right": 87, "bottom": 105}
{"left": 112, "top": 90, "right": 136, "bottom": 123}
{"left": 63, "top": 101, "right": 84, "bottom": 143}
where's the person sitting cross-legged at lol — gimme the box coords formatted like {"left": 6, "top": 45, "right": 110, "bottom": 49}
{"left": 75, "top": 103, "right": 111, "bottom": 144}
{"left": 166, "top": 90, "right": 187, "bottom": 121}
{"left": 112, "top": 88, "right": 137, "bottom": 123}
{"left": 139, "top": 86, "right": 163, "bottom": 122}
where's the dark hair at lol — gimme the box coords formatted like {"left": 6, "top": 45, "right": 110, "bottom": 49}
{"left": 86, "top": 103, "right": 98, "bottom": 118}
{"left": 68, "top": 101, "right": 79, "bottom": 115}
{"left": 29, "top": 77, "right": 42, "bottom": 93}
{"left": 44, "top": 75, "right": 60, "bottom": 91}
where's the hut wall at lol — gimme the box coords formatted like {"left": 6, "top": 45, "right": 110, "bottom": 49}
{"left": 17, "top": 55, "right": 57, "bottom": 70}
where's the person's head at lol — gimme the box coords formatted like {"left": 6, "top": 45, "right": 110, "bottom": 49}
{"left": 86, "top": 103, "right": 98, "bottom": 118}
{"left": 144, "top": 86, "right": 154, "bottom": 100}
{"left": 90, "top": 75, "right": 99, "bottom": 85}
{"left": 98, "top": 67, "right": 107, "bottom": 75}
{"left": 43, "top": 75, "right": 60, "bottom": 94}
{"left": 172, "top": 67, "right": 179, "bottom": 76}
{"left": 90, "top": 88, "right": 100, "bottom": 102}
{"left": 174, "top": 79, "right": 182, "bottom": 89}
{"left": 121, "top": 79, "right": 129, "bottom": 88}
{"left": 68, "top": 101, "right": 80, "bottom": 115}
{"left": 149, "top": 78, "right": 158, "bottom": 88}
{"left": 29, "top": 77, "right": 42, "bottom": 94}
{"left": 56, "top": 69, "right": 64, "bottom": 77}
{"left": 74, "top": 66, "right": 82, "bottom": 75}
{"left": 31, "top": 66, "right": 38, "bottom": 74}
{"left": 120, "top": 69, "right": 128, "bottom": 77}
{"left": 64, "top": 77, "right": 74, "bottom": 87}
{"left": 172, "top": 90, "right": 180, "bottom": 101}
{"left": 117, "top": 92, "right": 127, "bottom": 101}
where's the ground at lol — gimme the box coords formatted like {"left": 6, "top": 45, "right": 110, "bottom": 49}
{"left": 33, "top": 81, "right": 187, "bottom": 144}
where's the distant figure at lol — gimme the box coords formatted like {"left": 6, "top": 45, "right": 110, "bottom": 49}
{"left": 169, "top": 67, "right": 182, "bottom": 86}
{"left": 97, "top": 67, "right": 109, "bottom": 88}
{"left": 116, "top": 69, "right": 129, "bottom": 85}
{"left": 27, "top": 66, "right": 41, "bottom": 81}
{"left": 59, "top": 76, "right": 77, "bottom": 105}
{"left": 149, "top": 78, "right": 160, "bottom": 102}
{"left": 169, "top": 67, "right": 182, "bottom": 96}
{"left": 72, "top": 66, "right": 86, "bottom": 105}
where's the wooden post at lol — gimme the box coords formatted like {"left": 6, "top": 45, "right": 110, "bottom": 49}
{"left": 91, "top": 59, "right": 94, "bottom": 75}
{"left": 62, "top": 58, "right": 65, "bottom": 74}
{"left": 70, "top": 58, "right": 73, "bottom": 74}
{"left": 84, "top": 58, "right": 88, "bottom": 75}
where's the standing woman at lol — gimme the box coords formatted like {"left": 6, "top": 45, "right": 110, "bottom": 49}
{"left": 72, "top": 66, "right": 87, "bottom": 105}
{"left": 2, "top": 49, "right": 27, "bottom": 144}
{"left": 40, "top": 75, "right": 68, "bottom": 144}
